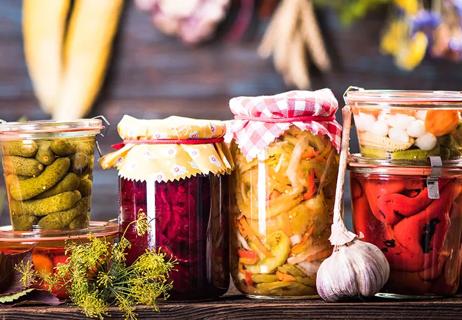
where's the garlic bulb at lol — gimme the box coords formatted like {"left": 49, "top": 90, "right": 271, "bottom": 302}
{"left": 315, "top": 105, "right": 390, "bottom": 302}
{"left": 316, "top": 236, "right": 390, "bottom": 302}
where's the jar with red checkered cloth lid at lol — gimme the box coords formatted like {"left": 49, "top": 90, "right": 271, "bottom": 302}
{"left": 226, "top": 89, "right": 342, "bottom": 298}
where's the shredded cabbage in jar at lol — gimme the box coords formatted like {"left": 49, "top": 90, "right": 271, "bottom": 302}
{"left": 230, "top": 126, "right": 339, "bottom": 296}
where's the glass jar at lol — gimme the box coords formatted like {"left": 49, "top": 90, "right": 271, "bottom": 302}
{"left": 119, "top": 174, "right": 229, "bottom": 299}
{"left": 0, "top": 221, "right": 118, "bottom": 299}
{"left": 344, "top": 89, "right": 462, "bottom": 162}
{"left": 226, "top": 89, "right": 341, "bottom": 298}
{"left": 0, "top": 119, "right": 103, "bottom": 231}
{"left": 230, "top": 127, "right": 339, "bottom": 297}
{"left": 349, "top": 155, "right": 462, "bottom": 297}
{"left": 100, "top": 115, "right": 233, "bottom": 300}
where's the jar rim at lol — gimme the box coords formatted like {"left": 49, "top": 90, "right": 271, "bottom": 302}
{"left": 0, "top": 118, "right": 103, "bottom": 138}
{"left": 344, "top": 89, "right": 462, "bottom": 106}
{"left": 0, "top": 220, "right": 118, "bottom": 242}
{"left": 348, "top": 153, "right": 462, "bottom": 175}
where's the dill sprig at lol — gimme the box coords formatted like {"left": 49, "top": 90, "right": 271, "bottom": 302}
{"left": 17, "top": 210, "right": 175, "bottom": 320}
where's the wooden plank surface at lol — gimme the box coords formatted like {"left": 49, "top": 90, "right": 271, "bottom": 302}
{"left": 1, "top": 295, "right": 462, "bottom": 319}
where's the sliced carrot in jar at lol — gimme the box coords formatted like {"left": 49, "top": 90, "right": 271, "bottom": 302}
{"left": 425, "top": 110, "right": 460, "bottom": 137}
{"left": 276, "top": 271, "right": 296, "bottom": 282}
{"left": 238, "top": 249, "right": 259, "bottom": 265}
{"left": 244, "top": 271, "right": 254, "bottom": 286}
{"left": 238, "top": 217, "right": 272, "bottom": 258}
{"left": 32, "top": 252, "right": 53, "bottom": 277}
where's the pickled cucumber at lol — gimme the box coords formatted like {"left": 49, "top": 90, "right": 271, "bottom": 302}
{"left": 7, "top": 157, "right": 71, "bottom": 200}
{"left": 294, "top": 276, "right": 315, "bottom": 287}
{"left": 2, "top": 140, "right": 38, "bottom": 157}
{"left": 71, "top": 152, "right": 89, "bottom": 174}
{"left": 255, "top": 281, "right": 312, "bottom": 296}
{"left": 73, "top": 140, "right": 95, "bottom": 155}
{"left": 38, "top": 196, "right": 89, "bottom": 230}
{"left": 35, "top": 140, "right": 55, "bottom": 165}
{"left": 277, "top": 264, "right": 306, "bottom": 278}
{"left": 36, "top": 172, "right": 80, "bottom": 199}
{"left": 68, "top": 212, "right": 90, "bottom": 230}
{"left": 360, "top": 147, "right": 387, "bottom": 159}
{"left": 247, "top": 231, "right": 291, "bottom": 274}
{"left": 3, "top": 156, "right": 44, "bottom": 177}
{"left": 50, "top": 139, "right": 76, "bottom": 156}
{"left": 11, "top": 214, "right": 38, "bottom": 231}
{"left": 252, "top": 274, "right": 278, "bottom": 283}
{"left": 9, "top": 191, "right": 81, "bottom": 216}
{"left": 77, "top": 178, "right": 92, "bottom": 197}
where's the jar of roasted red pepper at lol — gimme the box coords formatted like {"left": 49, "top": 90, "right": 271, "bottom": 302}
{"left": 100, "top": 115, "right": 233, "bottom": 300}
{"left": 349, "top": 155, "right": 462, "bottom": 297}
{"left": 226, "top": 89, "right": 341, "bottom": 298}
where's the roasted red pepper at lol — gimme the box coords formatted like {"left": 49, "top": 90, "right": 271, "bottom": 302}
{"left": 351, "top": 172, "right": 462, "bottom": 295}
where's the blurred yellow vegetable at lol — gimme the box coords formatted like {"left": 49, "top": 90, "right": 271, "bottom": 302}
{"left": 22, "top": 0, "right": 70, "bottom": 113}
{"left": 23, "top": 0, "right": 124, "bottom": 119}
{"left": 54, "top": 0, "right": 124, "bottom": 120}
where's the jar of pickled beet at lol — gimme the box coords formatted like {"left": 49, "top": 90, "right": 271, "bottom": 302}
{"left": 0, "top": 119, "right": 104, "bottom": 231}
{"left": 100, "top": 115, "right": 233, "bottom": 300}
{"left": 344, "top": 89, "right": 462, "bottom": 162}
{"left": 349, "top": 154, "right": 462, "bottom": 297}
{"left": 226, "top": 89, "right": 341, "bottom": 298}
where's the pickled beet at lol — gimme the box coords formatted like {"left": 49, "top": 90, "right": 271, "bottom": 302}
{"left": 119, "top": 174, "right": 229, "bottom": 300}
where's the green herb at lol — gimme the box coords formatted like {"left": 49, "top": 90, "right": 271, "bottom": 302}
{"left": 314, "top": 0, "right": 392, "bottom": 25}
{"left": 17, "top": 210, "right": 175, "bottom": 320}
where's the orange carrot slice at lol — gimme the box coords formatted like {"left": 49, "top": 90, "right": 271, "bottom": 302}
{"left": 303, "top": 170, "right": 317, "bottom": 200}
{"left": 32, "top": 252, "right": 53, "bottom": 277}
{"left": 238, "top": 249, "right": 259, "bottom": 265}
{"left": 238, "top": 217, "right": 272, "bottom": 258}
{"left": 425, "top": 110, "right": 460, "bottom": 137}
{"left": 276, "top": 271, "right": 296, "bottom": 282}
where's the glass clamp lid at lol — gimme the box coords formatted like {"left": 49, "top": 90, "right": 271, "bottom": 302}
{"left": 0, "top": 118, "right": 104, "bottom": 140}
{"left": 0, "top": 220, "right": 118, "bottom": 242}
{"left": 348, "top": 153, "right": 462, "bottom": 176}
{"left": 344, "top": 89, "right": 462, "bottom": 107}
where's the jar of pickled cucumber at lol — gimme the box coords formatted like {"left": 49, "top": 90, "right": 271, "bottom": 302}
{"left": 226, "top": 89, "right": 341, "bottom": 298}
{"left": 100, "top": 115, "right": 234, "bottom": 300}
{"left": 0, "top": 119, "right": 103, "bottom": 231}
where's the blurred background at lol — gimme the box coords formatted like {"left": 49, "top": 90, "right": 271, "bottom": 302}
{"left": 1, "top": 0, "right": 462, "bottom": 223}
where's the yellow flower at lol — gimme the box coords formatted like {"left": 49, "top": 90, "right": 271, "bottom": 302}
{"left": 394, "top": 0, "right": 419, "bottom": 15}
{"left": 396, "top": 31, "right": 428, "bottom": 70}
{"left": 380, "top": 19, "right": 409, "bottom": 55}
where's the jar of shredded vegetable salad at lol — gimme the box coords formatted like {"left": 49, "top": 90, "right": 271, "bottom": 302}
{"left": 225, "top": 89, "right": 341, "bottom": 298}
{"left": 100, "top": 115, "right": 234, "bottom": 300}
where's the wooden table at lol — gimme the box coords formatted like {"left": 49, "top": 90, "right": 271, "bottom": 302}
{"left": 1, "top": 295, "right": 462, "bottom": 319}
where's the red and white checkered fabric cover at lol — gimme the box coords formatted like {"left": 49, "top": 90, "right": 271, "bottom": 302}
{"left": 225, "top": 88, "right": 342, "bottom": 160}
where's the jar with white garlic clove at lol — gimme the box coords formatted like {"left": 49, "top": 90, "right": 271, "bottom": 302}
{"left": 345, "top": 89, "right": 462, "bottom": 163}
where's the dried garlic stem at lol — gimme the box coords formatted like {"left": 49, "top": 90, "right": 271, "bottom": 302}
{"left": 300, "top": 0, "right": 331, "bottom": 71}
{"left": 329, "top": 106, "right": 356, "bottom": 246}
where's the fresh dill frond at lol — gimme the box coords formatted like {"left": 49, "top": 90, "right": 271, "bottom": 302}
{"left": 17, "top": 213, "right": 175, "bottom": 320}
